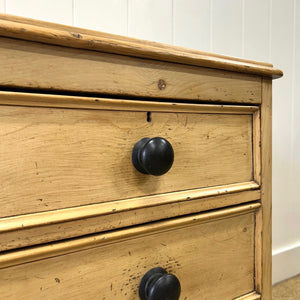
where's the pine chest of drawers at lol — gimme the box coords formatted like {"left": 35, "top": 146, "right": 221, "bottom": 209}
{"left": 0, "top": 14, "right": 282, "bottom": 300}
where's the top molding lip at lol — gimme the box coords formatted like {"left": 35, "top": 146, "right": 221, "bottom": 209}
{"left": 0, "top": 13, "right": 283, "bottom": 79}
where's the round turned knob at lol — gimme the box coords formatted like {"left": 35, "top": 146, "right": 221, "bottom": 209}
{"left": 139, "top": 267, "right": 181, "bottom": 300}
{"left": 132, "top": 137, "right": 174, "bottom": 176}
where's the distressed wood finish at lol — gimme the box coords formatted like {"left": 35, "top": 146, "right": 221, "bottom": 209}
{"left": 255, "top": 78, "right": 273, "bottom": 299}
{"left": 0, "top": 37, "right": 262, "bottom": 103}
{"left": 0, "top": 91, "right": 259, "bottom": 113}
{"left": 0, "top": 103, "right": 254, "bottom": 217}
{"left": 0, "top": 14, "right": 282, "bottom": 79}
{"left": 0, "top": 185, "right": 260, "bottom": 251}
{"left": 0, "top": 203, "right": 261, "bottom": 269}
{"left": 0, "top": 13, "right": 273, "bottom": 67}
{"left": 253, "top": 110, "right": 261, "bottom": 185}
{"left": 0, "top": 14, "right": 282, "bottom": 300}
{"left": 0, "top": 203, "right": 260, "bottom": 269}
{"left": 0, "top": 206, "right": 257, "bottom": 299}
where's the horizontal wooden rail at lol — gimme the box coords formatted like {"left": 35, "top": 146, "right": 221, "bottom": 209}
{"left": 0, "top": 91, "right": 259, "bottom": 113}
{"left": 0, "top": 202, "right": 261, "bottom": 269}
{"left": 0, "top": 181, "right": 260, "bottom": 234}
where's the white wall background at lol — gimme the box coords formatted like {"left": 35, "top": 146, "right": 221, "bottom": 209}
{"left": 0, "top": 0, "right": 299, "bottom": 284}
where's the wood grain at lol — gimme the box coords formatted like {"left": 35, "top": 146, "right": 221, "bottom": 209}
{"left": 0, "top": 209, "right": 256, "bottom": 299}
{"left": 0, "top": 13, "right": 273, "bottom": 68}
{"left": 253, "top": 110, "right": 261, "bottom": 184}
{"left": 234, "top": 292, "right": 261, "bottom": 300}
{"left": 0, "top": 37, "right": 262, "bottom": 103}
{"left": 0, "top": 14, "right": 283, "bottom": 78}
{"left": 0, "top": 202, "right": 260, "bottom": 269}
{"left": 0, "top": 15, "right": 281, "bottom": 299}
{"left": 255, "top": 78, "right": 273, "bottom": 299}
{"left": 0, "top": 186, "right": 260, "bottom": 251}
{"left": 0, "top": 105, "right": 254, "bottom": 217}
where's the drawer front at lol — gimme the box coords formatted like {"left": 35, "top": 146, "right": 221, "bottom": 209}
{"left": 0, "top": 100, "right": 257, "bottom": 217}
{"left": 0, "top": 205, "right": 258, "bottom": 299}
{"left": 0, "top": 37, "right": 261, "bottom": 104}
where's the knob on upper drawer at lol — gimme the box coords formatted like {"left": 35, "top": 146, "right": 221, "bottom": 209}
{"left": 139, "top": 267, "right": 181, "bottom": 300}
{"left": 132, "top": 137, "right": 174, "bottom": 176}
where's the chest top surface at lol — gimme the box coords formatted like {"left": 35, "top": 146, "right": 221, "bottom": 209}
{"left": 0, "top": 13, "right": 282, "bottom": 79}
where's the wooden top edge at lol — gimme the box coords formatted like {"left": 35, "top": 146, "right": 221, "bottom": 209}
{"left": 0, "top": 13, "right": 272, "bottom": 67}
{"left": 0, "top": 13, "right": 283, "bottom": 79}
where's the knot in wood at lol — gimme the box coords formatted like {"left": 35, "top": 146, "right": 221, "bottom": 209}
{"left": 158, "top": 79, "right": 167, "bottom": 90}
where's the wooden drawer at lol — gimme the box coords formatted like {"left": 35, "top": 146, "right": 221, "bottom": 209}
{"left": 0, "top": 203, "right": 260, "bottom": 300}
{"left": 0, "top": 93, "right": 259, "bottom": 218}
{"left": 0, "top": 37, "right": 262, "bottom": 104}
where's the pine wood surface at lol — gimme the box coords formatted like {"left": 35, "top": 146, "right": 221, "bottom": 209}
{"left": 0, "top": 37, "right": 262, "bottom": 103}
{"left": 0, "top": 203, "right": 260, "bottom": 270}
{"left": 0, "top": 186, "right": 260, "bottom": 251}
{"left": 0, "top": 207, "right": 257, "bottom": 299}
{"left": 0, "top": 104, "right": 254, "bottom": 217}
{"left": 0, "top": 15, "right": 282, "bottom": 78}
{"left": 0, "top": 91, "right": 260, "bottom": 113}
{"left": 0, "top": 15, "right": 282, "bottom": 299}
{"left": 0, "top": 14, "right": 272, "bottom": 67}
{"left": 234, "top": 292, "right": 261, "bottom": 300}
{"left": 255, "top": 78, "right": 273, "bottom": 299}
{"left": 253, "top": 110, "right": 261, "bottom": 185}
{"left": 0, "top": 13, "right": 283, "bottom": 79}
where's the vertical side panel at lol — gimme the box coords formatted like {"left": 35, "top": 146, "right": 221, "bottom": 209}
{"left": 74, "top": 0, "right": 128, "bottom": 36}
{"left": 5, "top": 0, "right": 73, "bottom": 25}
{"left": 256, "top": 78, "right": 272, "bottom": 299}
{"left": 244, "top": 0, "right": 270, "bottom": 62}
{"left": 173, "top": 0, "right": 211, "bottom": 51}
{"left": 211, "top": 0, "right": 243, "bottom": 57}
{"left": 128, "top": 0, "right": 173, "bottom": 44}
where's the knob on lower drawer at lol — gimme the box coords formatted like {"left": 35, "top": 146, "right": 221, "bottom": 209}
{"left": 139, "top": 267, "right": 181, "bottom": 300}
{"left": 132, "top": 137, "right": 174, "bottom": 176}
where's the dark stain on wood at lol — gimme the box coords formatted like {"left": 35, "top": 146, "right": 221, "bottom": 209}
{"left": 70, "top": 32, "right": 82, "bottom": 39}
{"left": 54, "top": 278, "right": 60, "bottom": 283}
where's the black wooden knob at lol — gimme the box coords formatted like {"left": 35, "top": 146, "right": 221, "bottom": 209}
{"left": 132, "top": 137, "right": 174, "bottom": 176}
{"left": 139, "top": 267, "right": 181, "bottom": 300}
